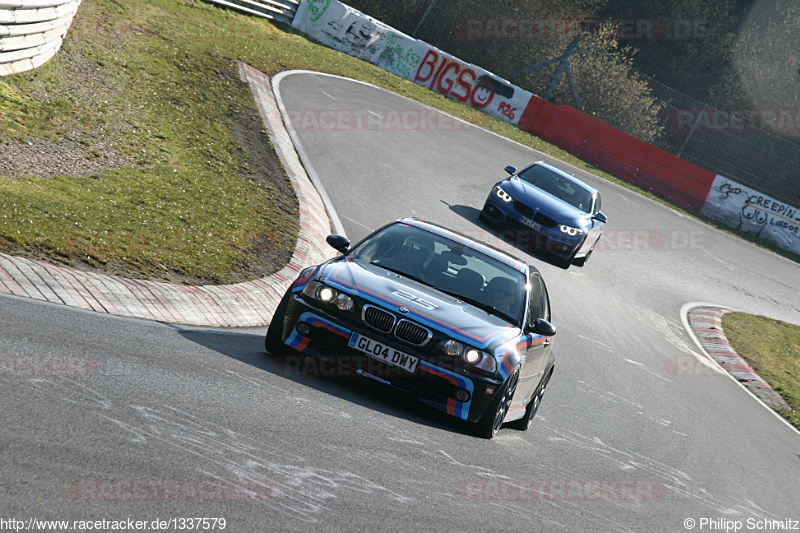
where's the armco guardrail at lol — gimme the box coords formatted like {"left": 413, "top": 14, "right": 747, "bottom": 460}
{"left": 202, "top": 0, "right": 298, "bottom": 25}
{"left": 0, "top": 0, "right": 81, "bottom": 76}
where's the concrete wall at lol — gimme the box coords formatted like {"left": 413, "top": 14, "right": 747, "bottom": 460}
{"left": 0, "top": 0, "right": 81, "bottom": 76}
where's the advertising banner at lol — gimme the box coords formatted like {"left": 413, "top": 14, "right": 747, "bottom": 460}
{"left": 701, "top": 175, "right": 800, "bottom": 255}
{"left": 293, "top": 0, "right": 532, "bottom": 126}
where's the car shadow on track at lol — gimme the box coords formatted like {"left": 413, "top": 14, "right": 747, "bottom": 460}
{"left": 445, "top": 203, "right": 569, "bottom": 269}
{"left": 177, "top": 328, "right": 474, "bottom": 437}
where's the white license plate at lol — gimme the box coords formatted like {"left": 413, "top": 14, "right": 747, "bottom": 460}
{"left": 520, "top": 216, "right": 541, "bottom": 231}
{"left": 348, "top": 333, "right": 419, "bottom": 373}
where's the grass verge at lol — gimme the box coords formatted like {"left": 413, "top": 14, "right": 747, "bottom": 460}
{"left": 721, "top": 312, "right": 800, "bottom": 431}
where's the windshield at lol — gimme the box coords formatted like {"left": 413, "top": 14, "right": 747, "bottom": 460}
{"left": 518, "top": 164, "right": 594, "bottom": 213}
{"left": 350, "top": 223, "right": 526, "bottom": 325}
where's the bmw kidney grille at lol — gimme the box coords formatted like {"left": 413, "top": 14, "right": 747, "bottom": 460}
{"left": 394, "top": 320, "right": 432, "bottom": 345}
{"left": 362, "top": 304, "right": 432, "bottom": 346}
{"left": 363, "top": 305, "right": 395, "bottom": 332}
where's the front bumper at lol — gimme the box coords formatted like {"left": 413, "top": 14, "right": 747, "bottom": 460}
{"left": 481, "top": 194, "right": 582, "bottom": 259}
{"left": 275, "top": 292, "right": 504, "bottom": 423}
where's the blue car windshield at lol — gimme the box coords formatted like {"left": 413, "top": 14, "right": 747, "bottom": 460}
{"left": 350, "top": 224, "right": 526, "bottom": 325}
{"left": 518, "top": 165, "right": 594, "bottom": 213}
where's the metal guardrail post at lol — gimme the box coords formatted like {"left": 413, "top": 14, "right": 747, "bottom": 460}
{"left": 200, "top": 0, "right": 299, "bottom": 25}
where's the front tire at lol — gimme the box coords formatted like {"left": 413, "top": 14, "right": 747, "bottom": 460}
{"left": 572, "top": 247, "right": 592, "bottom": 267}
{"left": 508, "top": 369, "right": 552, "bottom": 431}
{"left": 265, "top": 290, "right": 292, "bottom": 355}
{"left": 475, "top": 367, "right": 520, "bottom": 439}
{"left": 557, "top": 252, "right": 575, "bottom": 269}
{"left": 574, "top": 235, "right": 600, "bottom": 267}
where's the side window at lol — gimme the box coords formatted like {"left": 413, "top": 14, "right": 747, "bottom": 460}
{"left": 527, "top": 274, "right": 546, "bottom": 327}
{"left": 594, "top": 193, "right": 601, "bottom": 215}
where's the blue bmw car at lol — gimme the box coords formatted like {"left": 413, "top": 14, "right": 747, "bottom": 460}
{"left": 480, "top": 161, "right": 607, "bottom": 267}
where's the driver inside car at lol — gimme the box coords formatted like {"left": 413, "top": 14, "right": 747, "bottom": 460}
{"left": 484, "top": 276, "right": 519, "bottom": 317}
{"left": 396, "top": 234, "right": 435, "bottom": 281}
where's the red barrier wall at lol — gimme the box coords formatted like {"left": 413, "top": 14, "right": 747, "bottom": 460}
{"left": 519, "top": 96, "right": 716, "bottom": 212}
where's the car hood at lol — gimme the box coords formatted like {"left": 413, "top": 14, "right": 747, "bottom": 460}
{"left": 318, "top": 259, "right": 519, "bottom": 349}
{"left": 503, "top": 177, "right": 590, "bottom": 227}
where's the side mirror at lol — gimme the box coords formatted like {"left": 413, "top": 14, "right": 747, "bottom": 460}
{"left": 593, "top": 212, "right": 608, "bottom": 224}
{"left": 529, "top": 318, "right": 556, "bottom": 337}
{"left": 504, "top": 165, "right": 517, "bottom": 176}
{"left": 326, "top": 234, "right": 350, "bottom": 254}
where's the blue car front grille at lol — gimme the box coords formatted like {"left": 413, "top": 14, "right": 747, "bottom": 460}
{"left": 511, "top": 202, "right": 557, "bottom": 229}
{"left": 513, "top": 200, "right": 534, "bottom": 218}
{"left": 533, "top": 212, "right": 557, "bottom": 228}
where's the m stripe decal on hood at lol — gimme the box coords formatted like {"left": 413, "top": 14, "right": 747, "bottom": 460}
{"left": 324, "top": 262, "right": 517, "bottom": 348}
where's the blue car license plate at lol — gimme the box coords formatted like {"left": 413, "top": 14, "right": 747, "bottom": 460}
{"left": 348, "top": 333, "right": 419, "bottom": 373}
{"left": 520, "top": 216, "right": 541, "bottom": 231}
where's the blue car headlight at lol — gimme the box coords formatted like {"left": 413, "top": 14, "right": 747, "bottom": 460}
{"left": 558, "top": 224, "right": 584, "bottom": 237}
{"left": 494, "top": 185, "right": 513, "bottom": 203}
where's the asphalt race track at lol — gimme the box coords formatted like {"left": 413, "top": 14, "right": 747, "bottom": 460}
{"left": 1, "top": 70, "right": 799, "bottom": 532}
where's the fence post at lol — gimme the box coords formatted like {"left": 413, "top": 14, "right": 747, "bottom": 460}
{"left": 412, "top": 0, "right": 437, "bottom": 37}
{"left": 676, "top": 103, "right": 707, "bottom": 158}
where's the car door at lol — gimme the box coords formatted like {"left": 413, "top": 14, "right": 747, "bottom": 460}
{"left": 512, "top": 272, "right": 552, "bottom": 406}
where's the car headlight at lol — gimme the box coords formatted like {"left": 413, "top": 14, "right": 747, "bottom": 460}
{"left": 474, "top": 353, "right": 497, "bottom": 372}
{"left": 441, "top": 339, "right": 464, "bottom": 357}
{"left": 464, "top": 348, "right": 482, "bottom": 364}
{"left": 558, "top": 224, "right": 584, "bottom": 237}
{"left": 317, "top": 285, "right": 335, "bottom": 302}
{"left": 494, "top": 185, "right": 513, "bottom": 203}
{"left": 302, "top": 281, "right": 354, "bottom": 312}
{"left": 438, "top": 339, "right": 497, "bottom": 372}
{"left": 335, "top": 292, "right": 354, "bottom": 311}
